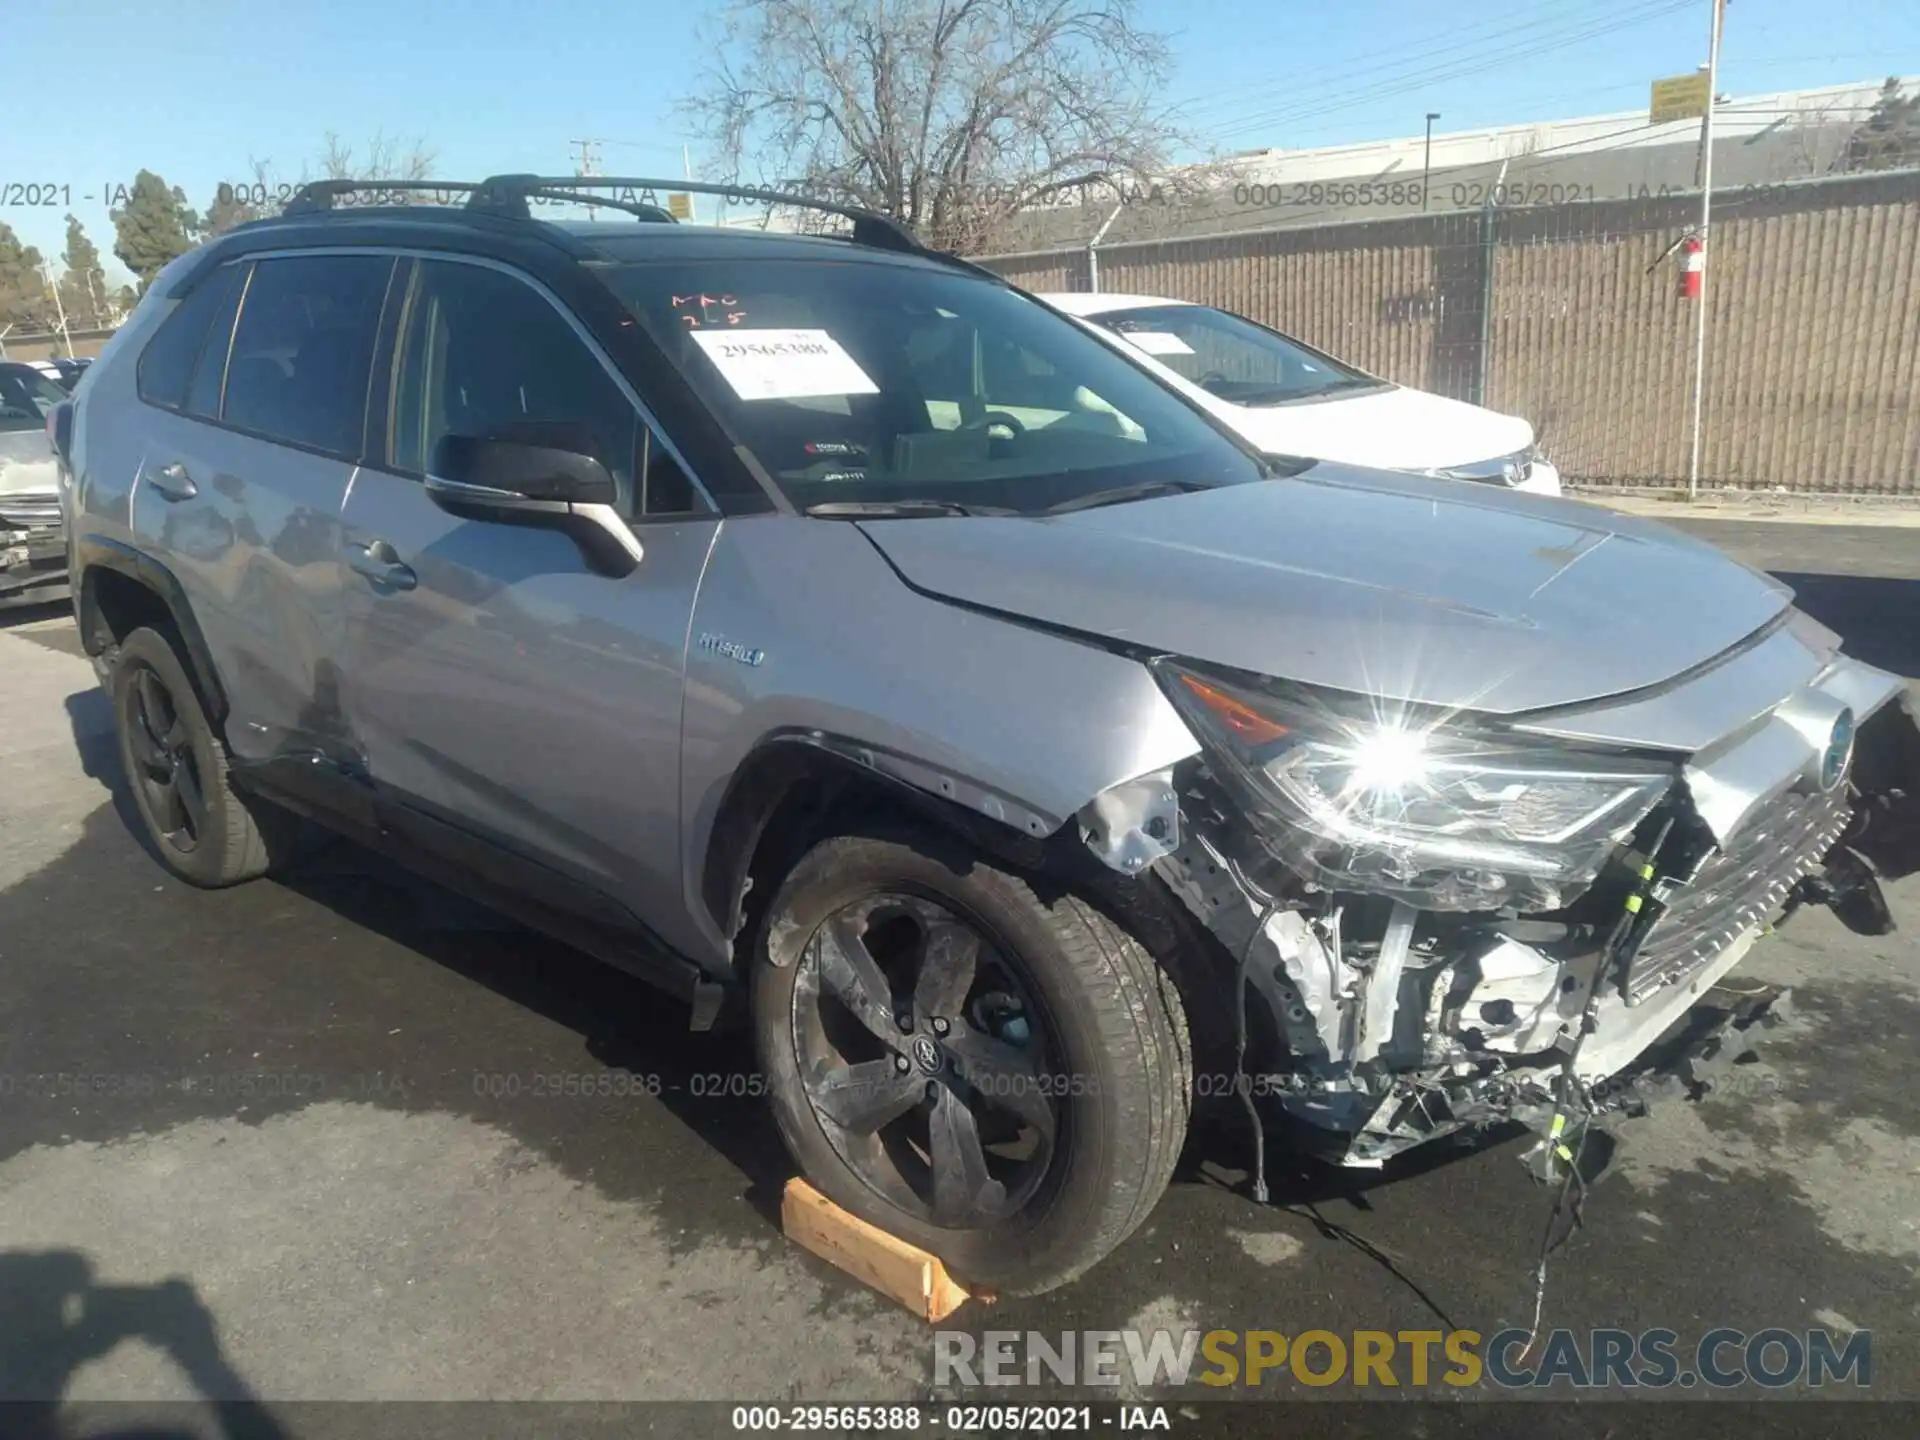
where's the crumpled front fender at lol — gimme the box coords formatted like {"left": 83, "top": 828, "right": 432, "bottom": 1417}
{"left": 1841, "top": 689, "right": 1920, "bottom": 882}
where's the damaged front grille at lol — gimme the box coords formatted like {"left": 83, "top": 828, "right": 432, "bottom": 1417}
{"left": 1627, "top": 783, "right": 1852, "bottom": 1002}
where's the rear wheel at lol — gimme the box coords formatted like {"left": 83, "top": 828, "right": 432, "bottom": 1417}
{"left": 752, "top": 826, "right": 1190, "bottom": 1295}
{"left": 111, "top": 626, "right": 304, "bottom": 887}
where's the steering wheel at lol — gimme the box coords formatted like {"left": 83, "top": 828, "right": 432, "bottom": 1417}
{"left": 1196, "top": 371, "right": 1231, "bottom": 394}
{"left": 965, "top": 409, "right": 1027, "bottom": 443}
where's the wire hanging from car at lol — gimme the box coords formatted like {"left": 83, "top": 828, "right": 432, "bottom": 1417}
{"left": 1235, "top": 896, "right": 1278, "bottom": 1206}
{"left": 1221, "top": 851, "right": 1286, "bottom": 1207}
{"left": 1518, "top": 812, "right": 1677, "bottom": 1361}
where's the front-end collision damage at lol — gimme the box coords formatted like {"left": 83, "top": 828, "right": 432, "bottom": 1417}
{"left": 1072, "top": 650, "right": 1920, "bottom": 1172}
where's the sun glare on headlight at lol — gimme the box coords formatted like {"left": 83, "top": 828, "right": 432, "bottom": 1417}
{"left": 1341, "top": 723, "right": 1432, "bottom": 797}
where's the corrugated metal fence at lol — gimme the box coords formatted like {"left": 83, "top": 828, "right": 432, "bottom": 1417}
{"left": 977, "top": 168, "right": 1920, "bottom": 494}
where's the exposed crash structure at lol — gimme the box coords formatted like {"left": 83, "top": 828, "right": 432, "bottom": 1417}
{"left": 1080, "top": 612, "right": 1920, "bottom": 1171}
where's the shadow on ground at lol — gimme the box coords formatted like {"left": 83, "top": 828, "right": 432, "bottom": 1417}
{"left": 0, "top": 1251, "right": 285, "bottom": 1440}
{"left": 1774, "top": 573, "right": 1920, "bottom": 679}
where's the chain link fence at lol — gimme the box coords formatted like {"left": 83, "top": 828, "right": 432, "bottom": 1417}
{"left": 977, "top": 167, "right": 1920, "bottom": 495}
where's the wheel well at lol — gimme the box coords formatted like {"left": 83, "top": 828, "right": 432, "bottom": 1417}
{"left": 78, "top": 561, "right": 227, "bottom": 726}
{"left": 702, "top": 743, "right": 1235, "bottom": 1069}
{"left": 703, "top": 743, "right": 1055, "bottom": 965}
{"left": 83, "top": 565, "right": 174, "bottom": 656}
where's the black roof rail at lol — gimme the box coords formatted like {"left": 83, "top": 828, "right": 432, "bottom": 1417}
{"left": 469, "top": 175, "right": 928, "bottom": 254}
{"left": 504, "top": 186, "right": 678, "bottom": 224}
{"left": 283, "top": 180, "right": 488, "bottom": 215}
{"left": 270, "top": 173, "right": 1018, "bottom": 286}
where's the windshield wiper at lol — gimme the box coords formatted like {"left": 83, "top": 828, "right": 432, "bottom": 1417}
{"left": 1040, "top": 479, "right": 1209, "bottom": 515}
{"left": 804, "top": 498, "right": 1000, "bottom": 518}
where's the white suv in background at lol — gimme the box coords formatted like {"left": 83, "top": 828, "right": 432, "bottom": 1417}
{"left": 1042, "top": 292, "right": 1561, "bottom": 497}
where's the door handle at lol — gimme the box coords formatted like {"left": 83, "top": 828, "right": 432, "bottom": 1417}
{"left": 149, "top": 461, "right": 198, "bottom": 501}
{"left": 345, "top": 538, "right": 418, "bottom": 592}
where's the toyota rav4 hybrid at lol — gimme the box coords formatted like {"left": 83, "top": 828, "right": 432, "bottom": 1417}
{"left": 56, "top": 178, "right": 1920, "bottom": 1296}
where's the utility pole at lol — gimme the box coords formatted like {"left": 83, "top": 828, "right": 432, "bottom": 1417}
{"left": 570, "top": 137, "right": 603, "bottom": 222}
{"left": 1423, "top": 112, "right": 1441, "bottom": 210}
{"left": 1686, "top": 0, "right": 1727, "bottom": 499}
{"left": 40, "top": 259, "right": 73, "bottom": 359}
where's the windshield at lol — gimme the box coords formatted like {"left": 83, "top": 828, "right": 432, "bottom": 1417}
{"left": 603, "top": 259, "right": 1265, "bottom": 513}
{"left": 1088, "top": 304, "right": 1383, "bottom": 406}
{"left": 0, "top": 366, "right": 67, "bottom": 434}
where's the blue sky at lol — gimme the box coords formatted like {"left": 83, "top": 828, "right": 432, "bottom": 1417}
{"left": 7, "top": 0, "right": 1915, "bottom": 283}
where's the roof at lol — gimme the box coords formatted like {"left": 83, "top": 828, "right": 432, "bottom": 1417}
{"left": 980, "top": 75, "right": 1918, "bottom": 255}
{"left": 1038, "top": 292, "right": 1186, "bottom": 316}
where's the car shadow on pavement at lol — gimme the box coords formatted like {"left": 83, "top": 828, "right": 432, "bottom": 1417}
{"left": 1774, "top": 571, "right": 1920, "bottom": 680}
{"left": 272, "top": 838, "right": 804, "bottom": 1218}
{"left": 0, "top": 1250, "right": 286, "bottom": 1440}
{"left": 63, "top": 690, "right": 164, "bottom": 876}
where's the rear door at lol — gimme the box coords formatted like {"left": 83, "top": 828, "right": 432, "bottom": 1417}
{"left": 127, "top": 252, "right": 397, "bottom": 767}
{"left": 337, "top": 255, "right": 719, "bottom": 957}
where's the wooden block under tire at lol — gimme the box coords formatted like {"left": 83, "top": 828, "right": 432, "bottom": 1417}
{"left": 781, "top": 1177, "right": 986, "bottom": 1321}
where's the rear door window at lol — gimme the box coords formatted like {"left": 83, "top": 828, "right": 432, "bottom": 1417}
{"left": 222, "top": 254, "right": 394, "bottom": 458}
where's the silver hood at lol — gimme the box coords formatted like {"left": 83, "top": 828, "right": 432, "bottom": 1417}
{"left": 856, "top": 463, "right": 1793, "bottom": 717}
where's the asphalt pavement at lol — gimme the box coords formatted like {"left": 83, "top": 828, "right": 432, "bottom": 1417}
{"left": 1, "top": 519, "right": 1916, "bottom": 1439}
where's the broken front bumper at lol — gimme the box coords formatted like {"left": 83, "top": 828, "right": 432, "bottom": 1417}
{"left": 0, "top": 522, "right": 68, "bottom": 607}
{"left": 1141, "top": 661, "right": 1920, "bottom": 1169}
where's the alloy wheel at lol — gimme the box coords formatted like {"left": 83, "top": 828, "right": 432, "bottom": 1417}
{"left": 791, "top": 893, "right": 1061, "bottom": 1229}
{"left": 125, "top": 665, "right": 206, "bottom": 852}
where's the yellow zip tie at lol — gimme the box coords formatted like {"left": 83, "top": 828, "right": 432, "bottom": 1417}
{"left": 1625, "top": 894, "right": 1644, "bottom": 913}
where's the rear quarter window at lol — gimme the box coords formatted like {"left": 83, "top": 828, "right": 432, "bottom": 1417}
{"left": 136, "top": 264, "right": 245, "bottom": 411}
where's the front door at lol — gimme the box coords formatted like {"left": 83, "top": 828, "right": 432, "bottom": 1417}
{"left": 337, "top": 255, "right": 719, "bottom": 957}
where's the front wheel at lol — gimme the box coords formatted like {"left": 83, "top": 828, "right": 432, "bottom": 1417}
{"left": 110, "top": 626, "right": 306, "bottom": 887}
{"left": 752, "top": 827, "right": 1191, "bottom": 1295}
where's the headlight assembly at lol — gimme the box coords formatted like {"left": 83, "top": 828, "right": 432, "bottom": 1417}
{"left": 1423, "top": 444, "right": 1539, "bottom": 487}
{"left": 1155, "top": 661, "right": 1674, "bottom": 911}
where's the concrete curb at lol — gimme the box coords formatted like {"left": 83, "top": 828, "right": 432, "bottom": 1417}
{"left": 1569, "top": 488, "right": 1920, "bottom": 527}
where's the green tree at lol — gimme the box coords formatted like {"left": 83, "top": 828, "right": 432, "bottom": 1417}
{"left": 58, "top": 215, "right": 109, "bottom": 329}
{"left": 0, "top": 223, "right": 53, "bottom": 332}
{"left": 1838, "top": 78, "right": 1920, "bottom": 173}
{"left": 200, "top": 183, "right": 262, "bottom": 237}
{"left": 109, "top": 284, "right": 139, "bottom": 322}
{"left": 111, "top": 170, "right": 198, "bottom": 292}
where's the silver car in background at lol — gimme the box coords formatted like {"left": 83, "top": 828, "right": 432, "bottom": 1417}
{"left": 1, "top": 361, "right": 72, "bottom": 607}
{"left": 60, "top": 176, "right": 1920, "bottom": 1296}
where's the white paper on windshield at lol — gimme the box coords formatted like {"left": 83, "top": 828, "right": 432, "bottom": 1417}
{"left": 689, "top": 328, "right": 880, "bottom": 400}
{"left": 1121, "top": 330, "right": 1196, "bottom": 356}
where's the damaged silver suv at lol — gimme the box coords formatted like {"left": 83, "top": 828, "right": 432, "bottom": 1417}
{"left": 64, "top": 177, "right": 1920, "bottom": 1296}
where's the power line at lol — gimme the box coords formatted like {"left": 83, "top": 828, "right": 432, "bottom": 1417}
{"left": 1204, "top": 0, "right": 1698, "bottom": 146}
{"left": 1180, "top": 0, "right": 1626, "bottom": 125}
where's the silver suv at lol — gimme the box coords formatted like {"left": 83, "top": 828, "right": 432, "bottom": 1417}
{"left": 61, "top": 177, "right": 1920, "bottom": 1295}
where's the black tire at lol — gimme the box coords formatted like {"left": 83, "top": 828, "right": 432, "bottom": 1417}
{"left": 752, "top": 825, "right": 1191, "bottom": 1295}
{"left": 110, "top": 625, "right": 304, "bottom": 887}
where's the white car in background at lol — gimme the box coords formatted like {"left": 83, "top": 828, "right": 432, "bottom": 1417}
{"left": 1040, "top": 292, "right": 1561, "bottom": 497}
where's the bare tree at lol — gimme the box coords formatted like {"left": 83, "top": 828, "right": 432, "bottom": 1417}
{"left": 680, "top": 0, "right": 1200, "bottom": 252}
{"left": 318, "top": 130, "right": 439, "bottom": 184}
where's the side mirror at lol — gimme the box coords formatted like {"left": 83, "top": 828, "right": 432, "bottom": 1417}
{"left": 424, "top": 434, "right": 643, "bottom": 578}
